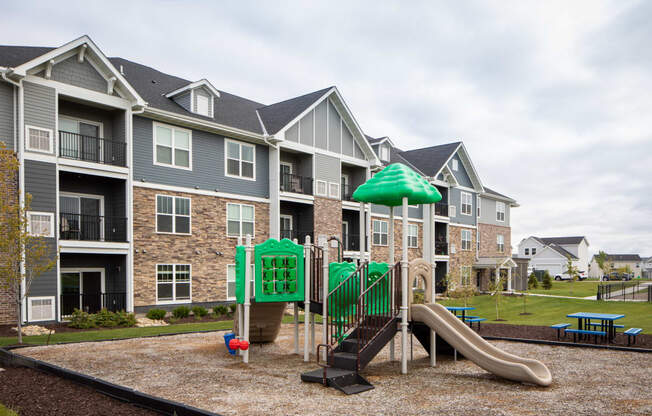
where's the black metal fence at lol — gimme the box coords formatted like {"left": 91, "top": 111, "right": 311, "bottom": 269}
{"left": 60, "top": 292, "right": 127, "bottom": 317}
{"left": 434, "top": 202, "right": 448, "bottom": 216}
{"left": 435, "top": 241, "right": 448, "bottom": 255}
{"left": 60, "top": 213, "right": 127, "bottom": 242}
{"left": 343, "top": 233, "right": 369, "bottom": 252}
{"left": 341, "top": 184, "right": 354, "bottom": 201}
{"left": 596, "top": 282, "right": 651, "bottom": 302}
{"left": 59, "top": 131, "right": 127, "bottom": 167}
{"left": 280, "top": 173, "right": 313, "bottom": 195}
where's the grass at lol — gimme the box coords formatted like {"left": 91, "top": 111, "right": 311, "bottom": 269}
{"left": 528, "top": 280, "right": 600, "bottom": 297}
{"left": 440, "top": 294, "right": 652, "bottom": 332}
{"left": 0, "top": 404, "right": 18, "bottom": 416}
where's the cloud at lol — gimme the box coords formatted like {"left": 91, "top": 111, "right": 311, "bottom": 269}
{"left": 2, "top": 0, "right": 650, "bottom": 254}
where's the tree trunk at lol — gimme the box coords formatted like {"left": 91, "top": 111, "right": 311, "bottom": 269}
{"left": 16, "top": 300, "right": 22, "bottom": 344}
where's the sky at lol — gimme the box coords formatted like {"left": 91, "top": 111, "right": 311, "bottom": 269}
{"left": 2, "top": 0, "right": 651, "bottom": 256}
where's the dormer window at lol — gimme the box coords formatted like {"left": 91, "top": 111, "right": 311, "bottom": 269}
{"left": 196, "top": 93, "right": 210, "bottom": 117}
{"left": 380, "top": 144, "right": 389, "bottom": 161}
{"left": 193, "top": 89, "right": 213, "bottom": 117}
{"left": 165, "top": 79, "right": 219, "bottom": 118}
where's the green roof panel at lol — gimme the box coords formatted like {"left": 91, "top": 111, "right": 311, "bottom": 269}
{"left": 352, "top": 163, "right": 442, "bottom": 206}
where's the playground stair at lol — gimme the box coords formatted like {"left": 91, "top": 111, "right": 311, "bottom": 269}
{"left": 300, "top": 367, "right": 374, "bottom": 395}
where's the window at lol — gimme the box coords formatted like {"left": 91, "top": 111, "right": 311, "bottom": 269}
{"left": 461, "top": 192, "right": 472, "bottom": 216}
{"left": 497, "top": 235, "right": 504, "bottom": 253}
{"left": 27, "top": 296, "right": 55, "bottom": 321}
{"left": 226, "top": 139, "right": 255, "bottom": 179}
{"left": 227, "top": 203, "right": 255, "bottom": 237}
{"left": 226, "top": 264, "right": 255, "bottom": 300}
{"left": 154, "top": 123, "right": 191, "bottom": 169}
{"left": 407, "top": 224, "right": 418, "bottom": 248}
{"left": 26, "top": 126, "right": 52, "bottom": 153}
{"left": 372, "top": 220, "right": 388, "bottom": 246}
{"left": 452, "top": 159, "right": 458, "bottom": 171}
{"left": 157, "top": 264, "right": 191, "bottom": 303}
{"left": 524, "top": 248, "right": 529, "bottom": 256}
{"left": 329, "top": 182, "right": 340, "bottom": 199}
{"left": 496, "top": 201, "right": 505, "bottom": 222}
{"left": 156, "top": 195, "right": 191, "bottom": 234}
{"left": 450, "top": 243, "right": 456, "bottom": 254}
{"left": 196, "top": 93, "right": 211, "bottom": 117}
{"left": 461, "top": 266, "right": 471, "bottom": 286}
{"left": 449, "top": 205, "right": 456, "bottom": 217}
{"left": 532, "top": 248, "right": 536, "bottom": 255}
{"left": 380, "top": 144, "right": 389, "bottom": 161}
{"left": 27, "top": 212, "right": 54, "bottom": 237}
{"left": 315, "top": 180, "right": 327, "bottom": 197}
{"left": 461, "top": 229, "right": 472, "bottom": 251}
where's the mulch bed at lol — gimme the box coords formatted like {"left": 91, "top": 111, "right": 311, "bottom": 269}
{"left": 477, "top": 323, "right": 652, "bottom": 349}
{"left": 0, "top": 366, "right": 159, "bottom": 416}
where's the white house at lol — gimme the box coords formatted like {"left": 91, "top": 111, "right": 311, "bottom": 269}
{"left": 517, "top": 236, "right": 590, "bottom": 276}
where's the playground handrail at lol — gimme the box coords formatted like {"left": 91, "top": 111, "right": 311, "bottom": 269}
{"left": 325, "top": 261, "right": 368, "bottom": 347}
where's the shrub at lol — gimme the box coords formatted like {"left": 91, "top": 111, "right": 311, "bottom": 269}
{"left": 213, "top": 305, "right": 228, "bottom": 316}
{"left": 68, "top": 309, "right": 96, "bottom": 329}
{"left": 115, "top": 310, "right": 137, "bottom": 327}
{"left": 146, "top": 308, "right": 167, "bottom": 320}
{"left": 192, "top": 306, "right": 208, "bottom": 319}
{"left": 172, "top": 306, "right": 190, "bottom": 319}
{"left": 528, "top": 272, "right": 538, "bottom": 289}
{"left": 542, "top": 271, "right": 553, "bottom": 290}
{"left": 94, "top": 308, "right": 119, "bottom": 327}
{"left": 412, "top": 290, "right": 425, "bottom": 304}
{"left": 228, "top": 304, "right": 237, "bottom": 315}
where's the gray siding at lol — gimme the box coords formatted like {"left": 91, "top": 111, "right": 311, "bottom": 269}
{"left": 27, "top": 241, "right": 57, "bottom": 298}
{"left": 49, "top": 56, "right": 107, "bottom": 93}
{"left": 0, "top": 81, "right": 14, "bottom": 149}
{"left": 133, "top": 116, "right": 269, "bottom": 198}
{"left": 327, "top": 101, "right": 341, "bottom": 153}
{"left": 449, "top": 187, "right": 476, "bottom": 226}
{"left": 23, "top": 81, "right": 56, "bottom": 140}
{"left": 314, "top": 101, "right": 327, "bottom": 150}
{"left": 112, "top": 110, "right": 126, "bottom": 143}
{"left": 314, "top": 153, "right": 339, "bottom": 184}
{"left": 299, "top": 112, "right": 313, "bottom": 146}
{"left": 448, "top": 153, "right": 473, "bottom": 188}
{"left": 479, "top": 196, "right": 510, "bottom": 226}
{"left": 342, "top": 125, "right": 354, "bottom": 156}
{"left": 370, "top": 204, "right": 422, "bottom": 219}
{"left": 172, "top": 91, "right": 192, "bottom": 113}
{"left": 279, "top": 151, "right": 311, "bottom": 178}
{"left": 354, "top": 140, "right": 364, "bottom": 159}
{"left": 58, "top": 100, "right": 121, "bottom": 141}
{"left": 286, "top": 122, "right": 298, "bottom": 142}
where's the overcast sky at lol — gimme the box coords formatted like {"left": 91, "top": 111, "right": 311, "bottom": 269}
{"left": 3, "top": 1, "right": 651, "bottom": 256}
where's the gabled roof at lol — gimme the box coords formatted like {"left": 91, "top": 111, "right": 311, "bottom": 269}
{"left": 0, "top": 45, "right": 55, "bottom": 68}
{"left": 539, "top": 236, "right": 588, "bottom": 246}
{"left": 548, "top": 244, "right": 579, "bottom": 260}
{"left": 257, "top": 87, "right": 332, "bottom": 135}
{"left": 592, "top": 254, "right": 642, "bottom": 262}
{"left": 165, "top": 79, "right": 221, "bottom": 99}
{"left": 398, "top": 142, "right": 461, "bottom": 177}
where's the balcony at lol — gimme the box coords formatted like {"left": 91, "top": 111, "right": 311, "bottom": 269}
{"left": 59, "top": 131, "right": 127, "bottom": 167}
{"left": 280, "top": 173, "right": 313, "bottom": 195}
{"left": 435, "top": 241, "right": 448, "bottom": 255}
{"left": 342, "top": 234, "right": 368, "bottom": 252}
{"left": 280, "top": 229, "right": 313, "bottom": 243}
{"left": 60, "top": 213, "right": 127, "bottom": 242}
{"left": 434, "top": 202, "right": 448, "bottom": 217}
{"left": 341, "top": 184, "right": 354, "bottom": 201}
{"left": 60, "top": 292, "right": 127, "bottom": 317}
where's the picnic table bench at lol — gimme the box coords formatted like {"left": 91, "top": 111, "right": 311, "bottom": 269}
{"left": 567, "top": 312, "right": 625, "bottom": 343}
{"left": 624, "top": 328, "right": 642, "bottom": 346}
{"left": 465, "top": 317, "right": 486, "bottom": 330}
{"left": 550, "top": 323, "right": 571, "bottom": 339}
{"left": 565, "top": 328, "right": 606, "bottom": 343}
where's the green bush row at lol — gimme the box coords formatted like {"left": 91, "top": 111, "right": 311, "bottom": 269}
{"left": 68, "top": 309, "right": 136, "bottom": 329}
{"left": 144, "top": 303, "right": 238, "bottom": 322}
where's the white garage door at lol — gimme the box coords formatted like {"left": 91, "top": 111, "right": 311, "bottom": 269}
{"left": 536, "top": 263, "right": 562, "bottom": 276}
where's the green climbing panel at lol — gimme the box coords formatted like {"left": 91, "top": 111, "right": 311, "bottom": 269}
{"left": 254, "top": 238, "right": 304, "bottom": 303}
{"left": 235, "top": 245, "right": 246, "bottom": 304}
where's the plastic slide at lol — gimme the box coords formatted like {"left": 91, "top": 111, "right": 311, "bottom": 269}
{"left": 234, "top": 302, "right": 287, "bottom": 343}
{"left": 411, "top": 303, "right": 552, "bottom": 386}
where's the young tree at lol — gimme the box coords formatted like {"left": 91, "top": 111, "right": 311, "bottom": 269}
{"left": 595, "top": 251, "right": 610, "bottom": 280}
{"left": 528, "top": 272, "right": 538, "bottom": 289}
{"left": 489, "top": 272, "right": 505, "bottom": 321}
{"left": 0, "top": 144, "right": 57, "bottom": 343}
{"left": 542, "top": 271, "right": 553, "bottom": 290}
{"left": 564, "top": 255, "right": 580, "bottom": 295}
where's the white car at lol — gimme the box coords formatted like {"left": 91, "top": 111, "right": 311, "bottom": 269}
{"left": 554, "top": 271, "right": 587, "bottom": 281}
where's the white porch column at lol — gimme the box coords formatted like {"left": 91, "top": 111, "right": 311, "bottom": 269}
{"left": 508, "top": 266, "right": 513, "bottom": 292}
{"left": 268, "top": 145, "right": 280, "bottom": 239}
{"left": 388, "top": 207, "right": 395, "bottom": 361}
{"left": 429, "top": 203, "right": 437, "bottom": 367}
{"left": 400, "top": 197, "right": 409, "bottom": 374}
{"left": 322, "top": 239, "right": 329, "bottom": 361}
{"left": 359, "top": 201, "right": 365, "bottom": 267}
{"left": 495, "top": 267, "right": 500, "bottom": 285}
{"left": 243, "top": 234, "right": 253, "bottom": 363}
{"left": 303, "top": 236, "right": 311, "bottom": 361}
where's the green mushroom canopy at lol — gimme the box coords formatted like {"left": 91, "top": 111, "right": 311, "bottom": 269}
{"left": 352, "top": 163, "right": 442, "bottom": 207}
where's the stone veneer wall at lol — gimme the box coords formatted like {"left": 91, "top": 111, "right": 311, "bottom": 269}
{"left": 448, "top": 224, "right": 477, "bottom": 287}
{"left": 313, "top": 197, "right": 342, "bottom": 260}
{"left": 0, "top": 150, "right": 18, "bottom": 324}
{"left": 369, "top": 216, "right": 423, "bottom": 264}
{"left": 132, "top": 187, "right": 269, "bottom": 308}
{"left": 478, "top": 223, "right": 512, "bottom": 258}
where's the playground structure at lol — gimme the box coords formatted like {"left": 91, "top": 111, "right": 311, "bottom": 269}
{"left": 231, "top": 163, "right": 552, "bottom": 393}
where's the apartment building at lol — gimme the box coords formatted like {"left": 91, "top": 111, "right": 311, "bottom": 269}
{"left": 0, "top": 36, "right": 517, "bottom": 324}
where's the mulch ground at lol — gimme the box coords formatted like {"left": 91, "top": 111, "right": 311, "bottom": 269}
{"left": 0, "top": 366, "right": 160, "bottom": 416}
{"left": 477, "top": 323, "right": 652, "bottom": 349}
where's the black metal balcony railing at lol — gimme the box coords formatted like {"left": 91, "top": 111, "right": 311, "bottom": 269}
{"left": 60, "top": 292, "right": 127, "bottom": 317}
{"left": 59, "top": 131, "right": 127, "bottom": 167}
{"left": 280, "top": 229, "right": 313, "bottom": 243}
{"left": 434, "top": 202, "right": 448, "bottom": 217}
{"left": 435, "top": 241, "right": 448, "bottom": 255}
{"left": 341, "top": 184, "right": 354, "bottom": 201}
{"left": 342, "top": 234, "right": 369, "bottom": 252}
{"left": 60, "top": 213, "right": 128, "bottom": 242}
{"left": 280, "top": 173, "right": 313, "bottom": 195}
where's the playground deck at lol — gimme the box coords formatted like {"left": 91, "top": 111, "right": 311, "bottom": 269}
{"left": 17, "top": 324, "right": 652, "bottom": 415}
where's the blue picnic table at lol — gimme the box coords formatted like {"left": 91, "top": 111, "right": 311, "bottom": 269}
{"left": 446, "top": 306, "right": 475, "bottom": 322}
{"left": 566, "top": 312, "right": 625, "bottom": 342}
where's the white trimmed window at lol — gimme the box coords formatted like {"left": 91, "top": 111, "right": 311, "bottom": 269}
{"left": 157, "top": 264, "right": 191, "bottom": 303}
{"left": 329, "top": 182, "right": 340, "bottom": 199}
{"left": 379, "top": 144, "right": 389, "bottom": 161}
{"left": 461, "top": 266, "right": 472, "bottom": 286}
{"left": 26, "top": 126, "right": 53, "bottom": 153}
{"left": 156, "top": 195, "right": 191, "bottom": 234}
{"left": 227, "top": 203, "right": 255, "bottom": 237}
{"left": 196, "top": 93, "right": 211, "bottom": 117}
{"left": 449, "top": 205, "right": 456, "bottom": 218}
{"left": 226, "top": 139, "right": 255, "bottom": 179}
{"left": 496, "top": 201, "right": 505, "bottom": 222}
{"left": 226, "top": 264, "right": 255, "bottom": 300}
{"left": 154, "top": 123, "right": 191, "bottom": 169}
{"left": 27, "top": 296, "right": 55, "bottom": 321}
{"left": 452, "top": 159, "right": 459, "bottom": 171}
{"left": 27, "top": 212, "right": 54, "bottom": 237}
{"left": 407, "top": 224, "right": 418, "bottom": 248}
{"left": 461, "top": 229, "right": 472, "bottom": 251}
{"left": 461, "top": 192, "right": 472, "bottom": 216}
{"left": 524, "top": 248, "right": 529, "bottom": 255}
{"left": 532, "top": 247, "right": 536, "bottom": 255}
{"left": 497, "top": 235, "right": 505, "bottom": 253}
{"left": 315, "top": 180, "right": 327, "bottom": 197}
{"left": 450, "top": 243, "right": 456, "bottom": 254}
{"left": 372, "top": 220, "right": 388, "bottom": 246}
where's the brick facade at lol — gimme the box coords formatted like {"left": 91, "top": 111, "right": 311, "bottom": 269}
{"left": 313, "top": 197, "right": 342, "bottom": 260}
{"left": 0, "top": 150, "right": 18, "bottom": 324}
{"left": 478, "top": 223, "right": 511, "bottom": 258}
{"left": 448, "top": 224, "right": 477, "bottom": 287}
{"left": 132, "top": 187, "right": 269, "bottom": 308}
{"left": 369, "top": 216, "right": 423, "bottom": 264}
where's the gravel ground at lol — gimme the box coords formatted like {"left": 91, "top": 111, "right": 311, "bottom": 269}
{"left": 17, "top": 324, "right": 652, "bottom": 416}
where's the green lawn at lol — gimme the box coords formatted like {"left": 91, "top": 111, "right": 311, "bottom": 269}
{"left": 440, "top": 294, "right": 652, "bottom": 332}
{"left": 0, "top": 404, "right": 18, "bottom": 416}
{"left": 527, "top": 280, "right": 600, "bottom": 297}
